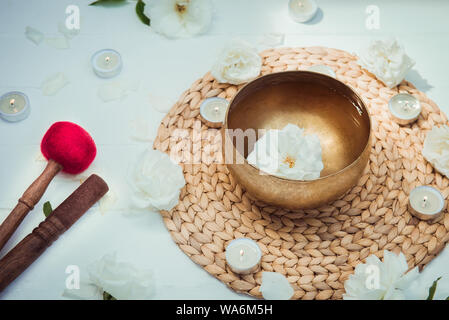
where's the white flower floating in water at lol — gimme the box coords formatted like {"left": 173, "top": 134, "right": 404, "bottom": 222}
{"left": 422, "top": 125, "right": 449, "bottom": 178}
{"left": 211, "top": 39, "right": 262, "bottom": 85}
{"left": 145, "top": 0, "right": 212, "bottom": 38}
{"left": 260, "top": 272, "right": 294, "bottom": 300}
{"left": 247, "top": 124, "right": 323, "bottom": 180}
{"left": 343, "top": 250, "right": 419, "bottom": 300}
{"left": 357, "top": 38, "right": 415, "bottom": 88}
{"left": 63, "top": 253, "right": 155, "bottom": 300}
{"left": 129, "top": 148, "right": 185, "bottom": 211}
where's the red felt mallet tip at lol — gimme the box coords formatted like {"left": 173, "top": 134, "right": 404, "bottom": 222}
{"left": 0, "top": 121, "right": 97, "bottom": 253}
{"left": 40, "top": 121, "right": 97, "bottom": 174}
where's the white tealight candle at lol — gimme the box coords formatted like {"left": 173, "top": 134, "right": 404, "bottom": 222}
{"left": 199, "top": 97, "right": 229, "bottom": 128}
{"left": 91, "top": 49, "right": 122, "bottom": 78}
{"left": 409, "top": 186, "right": 445, "bottom": 223}
{"left": 307, "top": 65, "right": 336, "bottom": 78}
{"left": 0, "top": 91, "right": 30, "bottom": 122}
{"left": 288, "top": 0, "right": 318, "bottom": 23}
{"left": 225, "top": 238, "right": 262, "bottom": 274}
{"left": 388, "top": 93, "right": 421, "bottom": 125}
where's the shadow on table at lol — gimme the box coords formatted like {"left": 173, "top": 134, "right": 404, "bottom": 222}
{"left": 304, "top": 8, "right": 324, "bottom": 25}
{"left": 406, "top": 69, "right": 433, "bottom": 93}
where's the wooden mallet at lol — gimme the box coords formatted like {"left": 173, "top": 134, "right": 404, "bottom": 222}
{"left": 0, "top": 121, "right": 97, "bottom": 252}
{"left": 0, "top": 174, "right": 108, "bottom": 292}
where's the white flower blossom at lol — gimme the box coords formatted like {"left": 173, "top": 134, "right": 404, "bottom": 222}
{"left": 343, "top": 250, "right": 419, "bottom": 300}
{"left": 358, "top": 39, "right": 414, "bottom": 88}
{"left": 129, "top": 148, "right": 185, "bottom": 211}
{"left": 423, "top": 125, "right": 449, "bottom": 178}
{"left": 211, "top": 39, "right": 262, "bottom": 85}
{"left": 63, "top": 253, "right": 155, "bottom": 300}
{"left": 145, "top": 0, "right": 212, "bottom": 38}
{"left": 247, "top": 124, "right": 323, "bottom": 180}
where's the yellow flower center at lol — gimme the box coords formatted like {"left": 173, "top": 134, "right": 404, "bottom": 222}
{"left": 175, "top": 1, "right": 189, "bottom": 15}
{"left": 283, "top": 155, "right": 296, "bottom": 168}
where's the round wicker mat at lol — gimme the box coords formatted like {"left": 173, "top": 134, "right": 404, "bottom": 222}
{"left": 153, "top": 47, "right": 449, "bottom": 300}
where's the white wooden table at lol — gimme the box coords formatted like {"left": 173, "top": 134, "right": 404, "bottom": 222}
{"left": 0, "top": 0, "right": 448, "bottom": 299}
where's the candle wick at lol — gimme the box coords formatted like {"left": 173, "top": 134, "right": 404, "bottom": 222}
{"left": 421, "top": 196, "right": 428, "bottom": 208}
{"left": 402, "top": 101, "right": 413, "bottom": 112}
{"left": 214, "top": 106, "right": 220, "bottom": 113}
{"left": 298, "top": 1, "right": 303, "bottom": 7}
{"left": 105, "top": 56, "right": 111, "bottom": 63}
{"left": 9, "top": 99, "right": 15, "bottom": 107}
{"left": 239, "top": 249, "right": 244, "bottom": 261}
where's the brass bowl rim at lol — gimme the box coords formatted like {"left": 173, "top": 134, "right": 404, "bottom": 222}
{"left": 223, "top": 70, "right": 372, "bottom": 183}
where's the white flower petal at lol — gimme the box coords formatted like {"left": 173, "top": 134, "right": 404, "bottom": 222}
{"left": 99, "top": 189, "right": 117, "bottom": 214}
{"left": 131, "top": 192, "right": 152, "bottom": 209}
{"left": 25, "top": 26, "right": 44, "bottom": 45}
{"left": 41, "top": 72, "right": 69, "bottom": 96}
{"left": 257, "top": 33, "right": 285, "bottom": 48}
{"left": 97, "top": 79, "right": 139, "bottom": 103}
{"left": 97, "top": 81, "right": 127, "bottom": 102}
{"left": 396, "top": 267, "right": 420, "bottom": 290}
{"left": 260, "top": 272, "right": 294, "bottom": 300}
{"left": 383, "top": 287, "right": 405, "bottom": 300}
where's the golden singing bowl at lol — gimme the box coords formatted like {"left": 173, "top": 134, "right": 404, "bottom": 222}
{"left": 223, "top": 71, "right": 371, "bottom": 210}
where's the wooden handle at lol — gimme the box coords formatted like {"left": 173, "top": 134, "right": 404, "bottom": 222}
{"left": 0, "top": 160, "right": 62, "bottom": 252}
{"left": 0, "top": 174, "right": 108, "bottom": 292}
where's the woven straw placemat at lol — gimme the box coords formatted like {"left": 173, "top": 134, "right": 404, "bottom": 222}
{"left": 153, "top": 47, "right": 449, "bottom": 300}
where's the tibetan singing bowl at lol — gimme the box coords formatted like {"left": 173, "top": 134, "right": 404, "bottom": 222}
{"left": 223, "top": 71, "right": 371, "bottom": 209}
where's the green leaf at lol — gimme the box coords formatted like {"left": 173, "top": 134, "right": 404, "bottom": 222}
{"left": 135, "top": 0, "right": 150, "bottom": 26}
{"left": 89, "top": 0, "right": 128, "bottom": 7}
{"left": 103, "top": 291, "right": 117, "bottom": 300}
{"left": 426, "top": 277, "right": 442, "bottom": 300}
{"left": 446, "top": 296, "right": 449, "bottom": 300}
{"left": 43, "top": 201, "right": 53, "bottom": 217}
